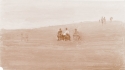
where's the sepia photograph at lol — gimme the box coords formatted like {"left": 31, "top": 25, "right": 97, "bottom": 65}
{"left": 0, "top": 0, "right": 125, "bottom": 70}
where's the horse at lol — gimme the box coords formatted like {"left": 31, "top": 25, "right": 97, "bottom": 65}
{"left": 57, "top": 33, "right": 71, "bottom": 41}
{"left": 73, "top": 31, "right": 82, "bottom": 41}
{"left": 57, "top": 33, "right": 63, "bottom": 41}
{"left": 73, "top": 34, "right": 81, "bottom": 41}
{"left": 62, "top": 34, "right": 71, "bottom": 41}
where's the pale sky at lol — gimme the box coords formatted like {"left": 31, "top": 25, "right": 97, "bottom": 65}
{"left": 0, "top": 0, "right": 125, "bottom": 29}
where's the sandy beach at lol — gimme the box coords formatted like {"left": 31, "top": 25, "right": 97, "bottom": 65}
{"left": 0, "top": 21, "right": 125, "bottom": 70}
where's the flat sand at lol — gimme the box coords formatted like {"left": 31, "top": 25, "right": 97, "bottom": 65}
{"left": 0, "top": 21, "right": 125, "bottom": 70}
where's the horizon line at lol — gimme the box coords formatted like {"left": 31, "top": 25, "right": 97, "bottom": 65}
{"left": 0, "top": 20, "right": 124, "bottom": 30}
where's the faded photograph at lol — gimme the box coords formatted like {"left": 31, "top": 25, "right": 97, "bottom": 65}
{"left": 0, "top": 0, "right": 125, "bottom": 70}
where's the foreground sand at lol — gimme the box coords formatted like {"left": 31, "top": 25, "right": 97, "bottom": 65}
{"left": 0, "top": 21, "right": 125, "bottom": 70}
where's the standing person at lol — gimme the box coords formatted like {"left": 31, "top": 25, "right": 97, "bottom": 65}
{"left": 63, "top": 28, "right": 70, "bottom": 41}
{"left": 57, "top": 28, "right": 62, "bottom": 41}
{"left": 101, "top": 17, "right": 104, "bottom": 25}
{"left": 104, "top": 17, "right": 106, "bottom": 24}
{"left": 110, "top": 17, "right": 113, "bottom": 22}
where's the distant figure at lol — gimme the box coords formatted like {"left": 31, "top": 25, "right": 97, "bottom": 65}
{"left": 99, "top": 20, "right": 100, "bottom": 23}
{"left": 103, "top": 17, "right": 106, "bottom": 24}
{"left": 63, "top": 28, "right": 70, "bottom": 41}
{"left": 57, "top": 28, "right": 63, "bottom": 41}
{"left": 63, "top": 28, "right": 69, "bottom": 35}
{"left": 110, "top": 17, "right": 113, "bottom": 22}
{"left": 101, "top": 17, "right": 104, "bottom": 25}
{"left": 73, "top": 29, "right": 80, "bottom": 41}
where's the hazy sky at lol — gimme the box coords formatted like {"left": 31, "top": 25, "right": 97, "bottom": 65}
{"left": 0, "top": 0, "right": 125, "bottom": 29}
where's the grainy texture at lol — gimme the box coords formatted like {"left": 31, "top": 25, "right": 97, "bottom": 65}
{"left": 0, "top": 1, "right": 125, "bottom": 70}
{"left": 0, "top": 22, "right": 125, "bottom": 70}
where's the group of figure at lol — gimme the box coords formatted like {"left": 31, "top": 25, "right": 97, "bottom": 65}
{"left": 99, "top": 17, "right": 106, "bottom": 25}
{"left": 99, "top": 17, "right": 113, "bottom": 25}
{"left": 57, "top": 28, "right": 81, "bottom": 41}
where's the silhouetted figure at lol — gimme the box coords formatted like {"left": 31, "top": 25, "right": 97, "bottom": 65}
{"left": 110, "top": 17, "right": 113, "bottom": 22}
{"left": 73, "top": 29, "right": 80, "bottom": 41}
{"left": 57, "top": 28, "right": 62, "bottom": 41}
{"left": 103, "top": 17, "right": 106, "bottom": 24}
{"left": 101, "top": 17, "right": 104, "bottom": 25}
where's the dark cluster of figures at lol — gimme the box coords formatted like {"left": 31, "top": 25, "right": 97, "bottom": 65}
{"left": 57, "top": 28, "right": 81, "bottom": 41}
{"left": 99, "top": 17, "right": 113, "bottom": 25}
